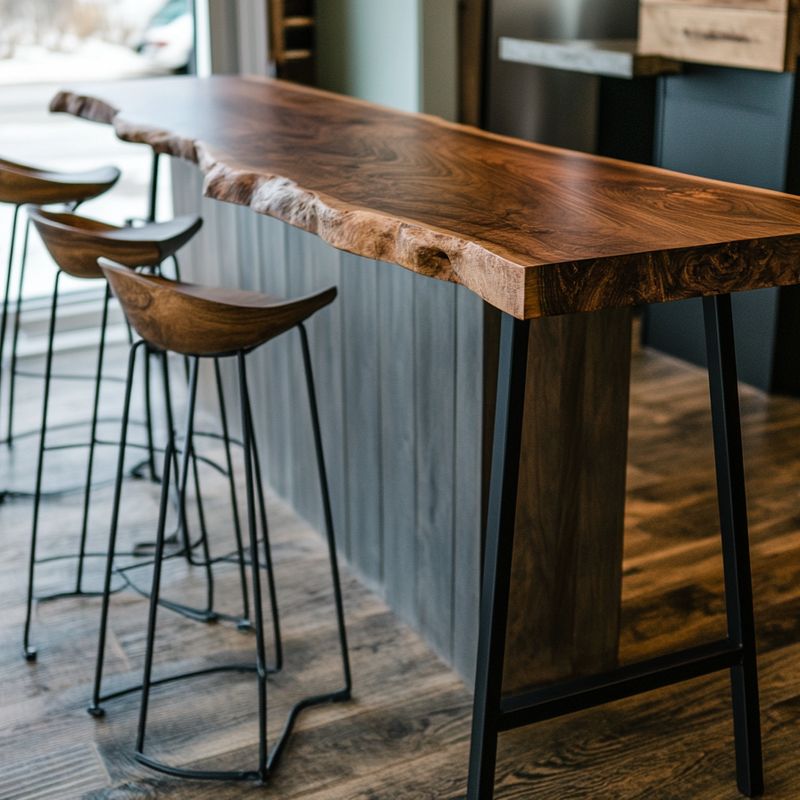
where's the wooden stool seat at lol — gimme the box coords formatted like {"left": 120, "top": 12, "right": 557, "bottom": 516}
{"left": 28, "top": 208, "right": 203, "bottom": 279}
{"left": 100, "top": 260, "right": 337, "bottom": 356}
{"left": 0, "top": 157, "right": 120, "bottom": 205}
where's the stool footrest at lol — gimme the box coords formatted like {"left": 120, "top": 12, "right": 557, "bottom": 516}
{"left": 133, "top": 685, "right": 351, "bottom": 783}
{"left": 499, "top": 638, "right": 742, "bottom": 731}
{"left": 97, "top": 662, "right": 260, "bottom": 705}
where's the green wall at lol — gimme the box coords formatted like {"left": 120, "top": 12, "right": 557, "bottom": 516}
{"left": 316, "top": 0, "right": 457, "bottom": 120}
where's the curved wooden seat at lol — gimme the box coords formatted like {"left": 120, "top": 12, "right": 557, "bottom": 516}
{"left": 100, "top": 260, "right": 337, "bottom": 356}
{"left": 0, "top": 157, "right": 120, "bottom": 205}
{"left": 28, "top": 208, "right": 203, "bottom": 279}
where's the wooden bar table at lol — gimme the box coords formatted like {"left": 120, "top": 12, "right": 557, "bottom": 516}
{"left": 52, "top": 76, "right": 800, "bottom": 798}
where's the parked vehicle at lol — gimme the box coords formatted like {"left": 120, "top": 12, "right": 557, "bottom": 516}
{"left": 135, "top": 0, "right": 192, "bottom": 73}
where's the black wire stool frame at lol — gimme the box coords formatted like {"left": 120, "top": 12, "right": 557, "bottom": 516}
{"left": 2, "top": 201, "right": 85, "bottom": 455}
{"left": 466, "top": 294, "right": 763, "bottom": 799}
{"left": 91, "top": 326, "right": 352, "bottom": 783}
{"left": 88, "top": 339, "right": 270, "bottom": 715}
{"left": 0, "top": 204, "right": 29, "bottom": 448}
{"left": 21, "top": 252, "right": 209, "bottom": 661}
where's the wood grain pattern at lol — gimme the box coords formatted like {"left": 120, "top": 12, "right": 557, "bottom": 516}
{"left": 4, "top": 338, "right": 800, "bottom": 798}
{"left": 51, "top": 76, "right": 800, "bottom": 319}
{"left": 100, "top": 261, "right": 337, "bottom": 356}
{"left": 27, "top": 208, "right": 202, "bottom": 279}
{"left": 502, "top": 308, "right": 632, "bottom": 692}
{"left": 0, "top": 156, "right": 119, "bottom": 205}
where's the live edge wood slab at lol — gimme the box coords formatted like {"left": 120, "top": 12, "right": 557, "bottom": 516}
{"left": 51, "top": 76, "right": 800, "bottom": 699}
{"left": 51, "top": 75, "right": 800, "bottom": 320}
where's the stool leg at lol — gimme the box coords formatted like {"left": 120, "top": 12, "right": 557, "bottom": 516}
{"left": 75, "top": 284, "right": 110, "bottom": 593}
{"left": 298, "top": 324, "right": 351, "bottom": 693}
{"left": 159, "top": 351, "right": 187, "bottom": 548}
{"left": 147, "top": 151, "right": 159, "bottom": 223}
{"left": 0, "top": 204, "right": 20, "bottom": 443}
{"left": 136, "top": 438, "right": 175, "bottom": 758}
{"left": 132, "top": 346, "right": 183, "bottom": 548}
{"left": 243, "top": 385, "right": 283, "bottom": 669}
{"left": 703, "top": 294, "right": 764, "bottom": 797}
{"left": 238, "top": 352, "right": 269, "bottom": 780}
{"left": 89, "top": 340, "right": 143, "bottom": 716}
{"left": 214, "top": 358, "right": 251, "bottom": 629}
{"left": 172, "top": 354, "right": 216, "bottom": 620}
{"left": 23, "top": 270, "right": 62, "bottom": 661}
{"left": 165, "top": 255, "right": 191, "bottom": 381}
{"left": 143, "top": 351, "right": 158, "bottom": 482}
{"left": 6, "top": 215, "right": 31, "bottom": 446}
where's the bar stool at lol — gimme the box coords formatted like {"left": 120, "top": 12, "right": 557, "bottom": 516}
{"left": 22, "top": 207, "right": 203, "bottom": 661}
{"left": 0, "top": 157, "right": 120, "bottom": 445}
{"left": 97, "top": 261, "right": 352, "bottom": 783}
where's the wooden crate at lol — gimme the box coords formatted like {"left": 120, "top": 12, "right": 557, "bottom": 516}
{"left": 638, "top": 0, "right": 800, "bottom": 71}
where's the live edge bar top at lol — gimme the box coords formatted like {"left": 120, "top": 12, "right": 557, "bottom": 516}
{"left": 52, "top": 74, "right": 800, "bottom": 320}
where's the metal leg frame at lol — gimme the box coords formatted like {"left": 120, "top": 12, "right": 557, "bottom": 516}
{"left": 22, "top": 280, "right": 141, "bottom": 660}
{"left": 243, "top": 370, "right": 283, "bottom": 668}
{"left": 5, "top": 214, "right": 30, "bottom": 445}
{"left": 171, "top": 354, "right": 216, "bottom": 620}
{"left": 88, "top": 346, "right": 223, "bottom": 713}
{"left": 132, "top": 344, "right": 350, "bottom": 782}
{"left": 148, "top": 151, "right": 159, "bottom": 224}
{"left": 74, "top": 285, "right": 111, "bottom": 593}
{"left": 23, "top": 270, "right": 63, "bottom": 660}
{"left": 88, "top": 351, "right": 278, "bottom": 714}
{"left": 89, "top": 340, "right": 145, "bottom": 715}
{"left": 214, "top": 358, "right": 251, "bottom": 629}
{"left": 0, "top": 205, "right": 20, "bottom": 446}
{"left": 466, "top": 298, "right": 763, "bottom": 799}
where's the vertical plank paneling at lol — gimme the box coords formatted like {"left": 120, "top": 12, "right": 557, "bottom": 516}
{"left": 169, "top": 158, "right": 204, "bottom": 280}
{"left": 304, "top": 234, "right": 346, "bottom": 541}
{"left": 171, "top": 161, "right": 487, "bottom": 684}
{"left": 378, "top": 263, "right": 417, "bottom": 624}
{"left": 413, "top": 276, "right": 457, "bottom": 663}
{"left": 451, "top": 286, "right": 484, "bottom": 683}
{"left": 284, "top": 229, "right": 321, "bottom": 530}
{"left": 255, "top": 215, "right": 292, "bottom": 500}
{"left": 502, "top": 308, "right": 632, "bottom": 693}
{"left": 340, "top": 254, "right": 383, "bottom": 575}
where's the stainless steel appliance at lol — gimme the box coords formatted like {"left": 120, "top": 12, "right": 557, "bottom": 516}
{"left": 487, "top": 0, "right": 639, "bottom": 150}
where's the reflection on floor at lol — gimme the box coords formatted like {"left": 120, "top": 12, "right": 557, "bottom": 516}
{"left": 0, "top": 338, "right": 799, "bottom": 799}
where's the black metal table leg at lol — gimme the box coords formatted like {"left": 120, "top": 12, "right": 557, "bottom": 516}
{"left": 703, "top": 294, "right": 764, "bottom": 797}
{"left": 467, "top": 313, "right": 530, "bottom": 800}
{"left": 465, "top": 298, "right": 763, "bottom": 799}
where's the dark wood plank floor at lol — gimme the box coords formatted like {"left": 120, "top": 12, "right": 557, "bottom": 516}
{"left": 1, "top": 334, "right": 799, "bottom": 799}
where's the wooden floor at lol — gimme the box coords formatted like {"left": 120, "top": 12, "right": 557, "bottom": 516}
{"left": 1, "top": 336, "right": 800, "bottom": 799}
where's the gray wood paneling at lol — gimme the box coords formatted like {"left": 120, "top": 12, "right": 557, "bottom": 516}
{"left": 340, "top": 254, "right": 383, "bottom": 576}
{"left": 452, "top": 286, "right": 484, "bottom": 684}
{"left": 414, "top": 277, "right": 457, "bottom": 663}
{"left": 378, "top": 263, "right": 417, "bottom": 624}
{"left": 284, "top": 228, "right": 321, "bottom": 531}
{"left": 303, "top": 232, "right": 346, "bottom": 541}
{"left": 170, "top": 159, "right": 485, "bottom": 683}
